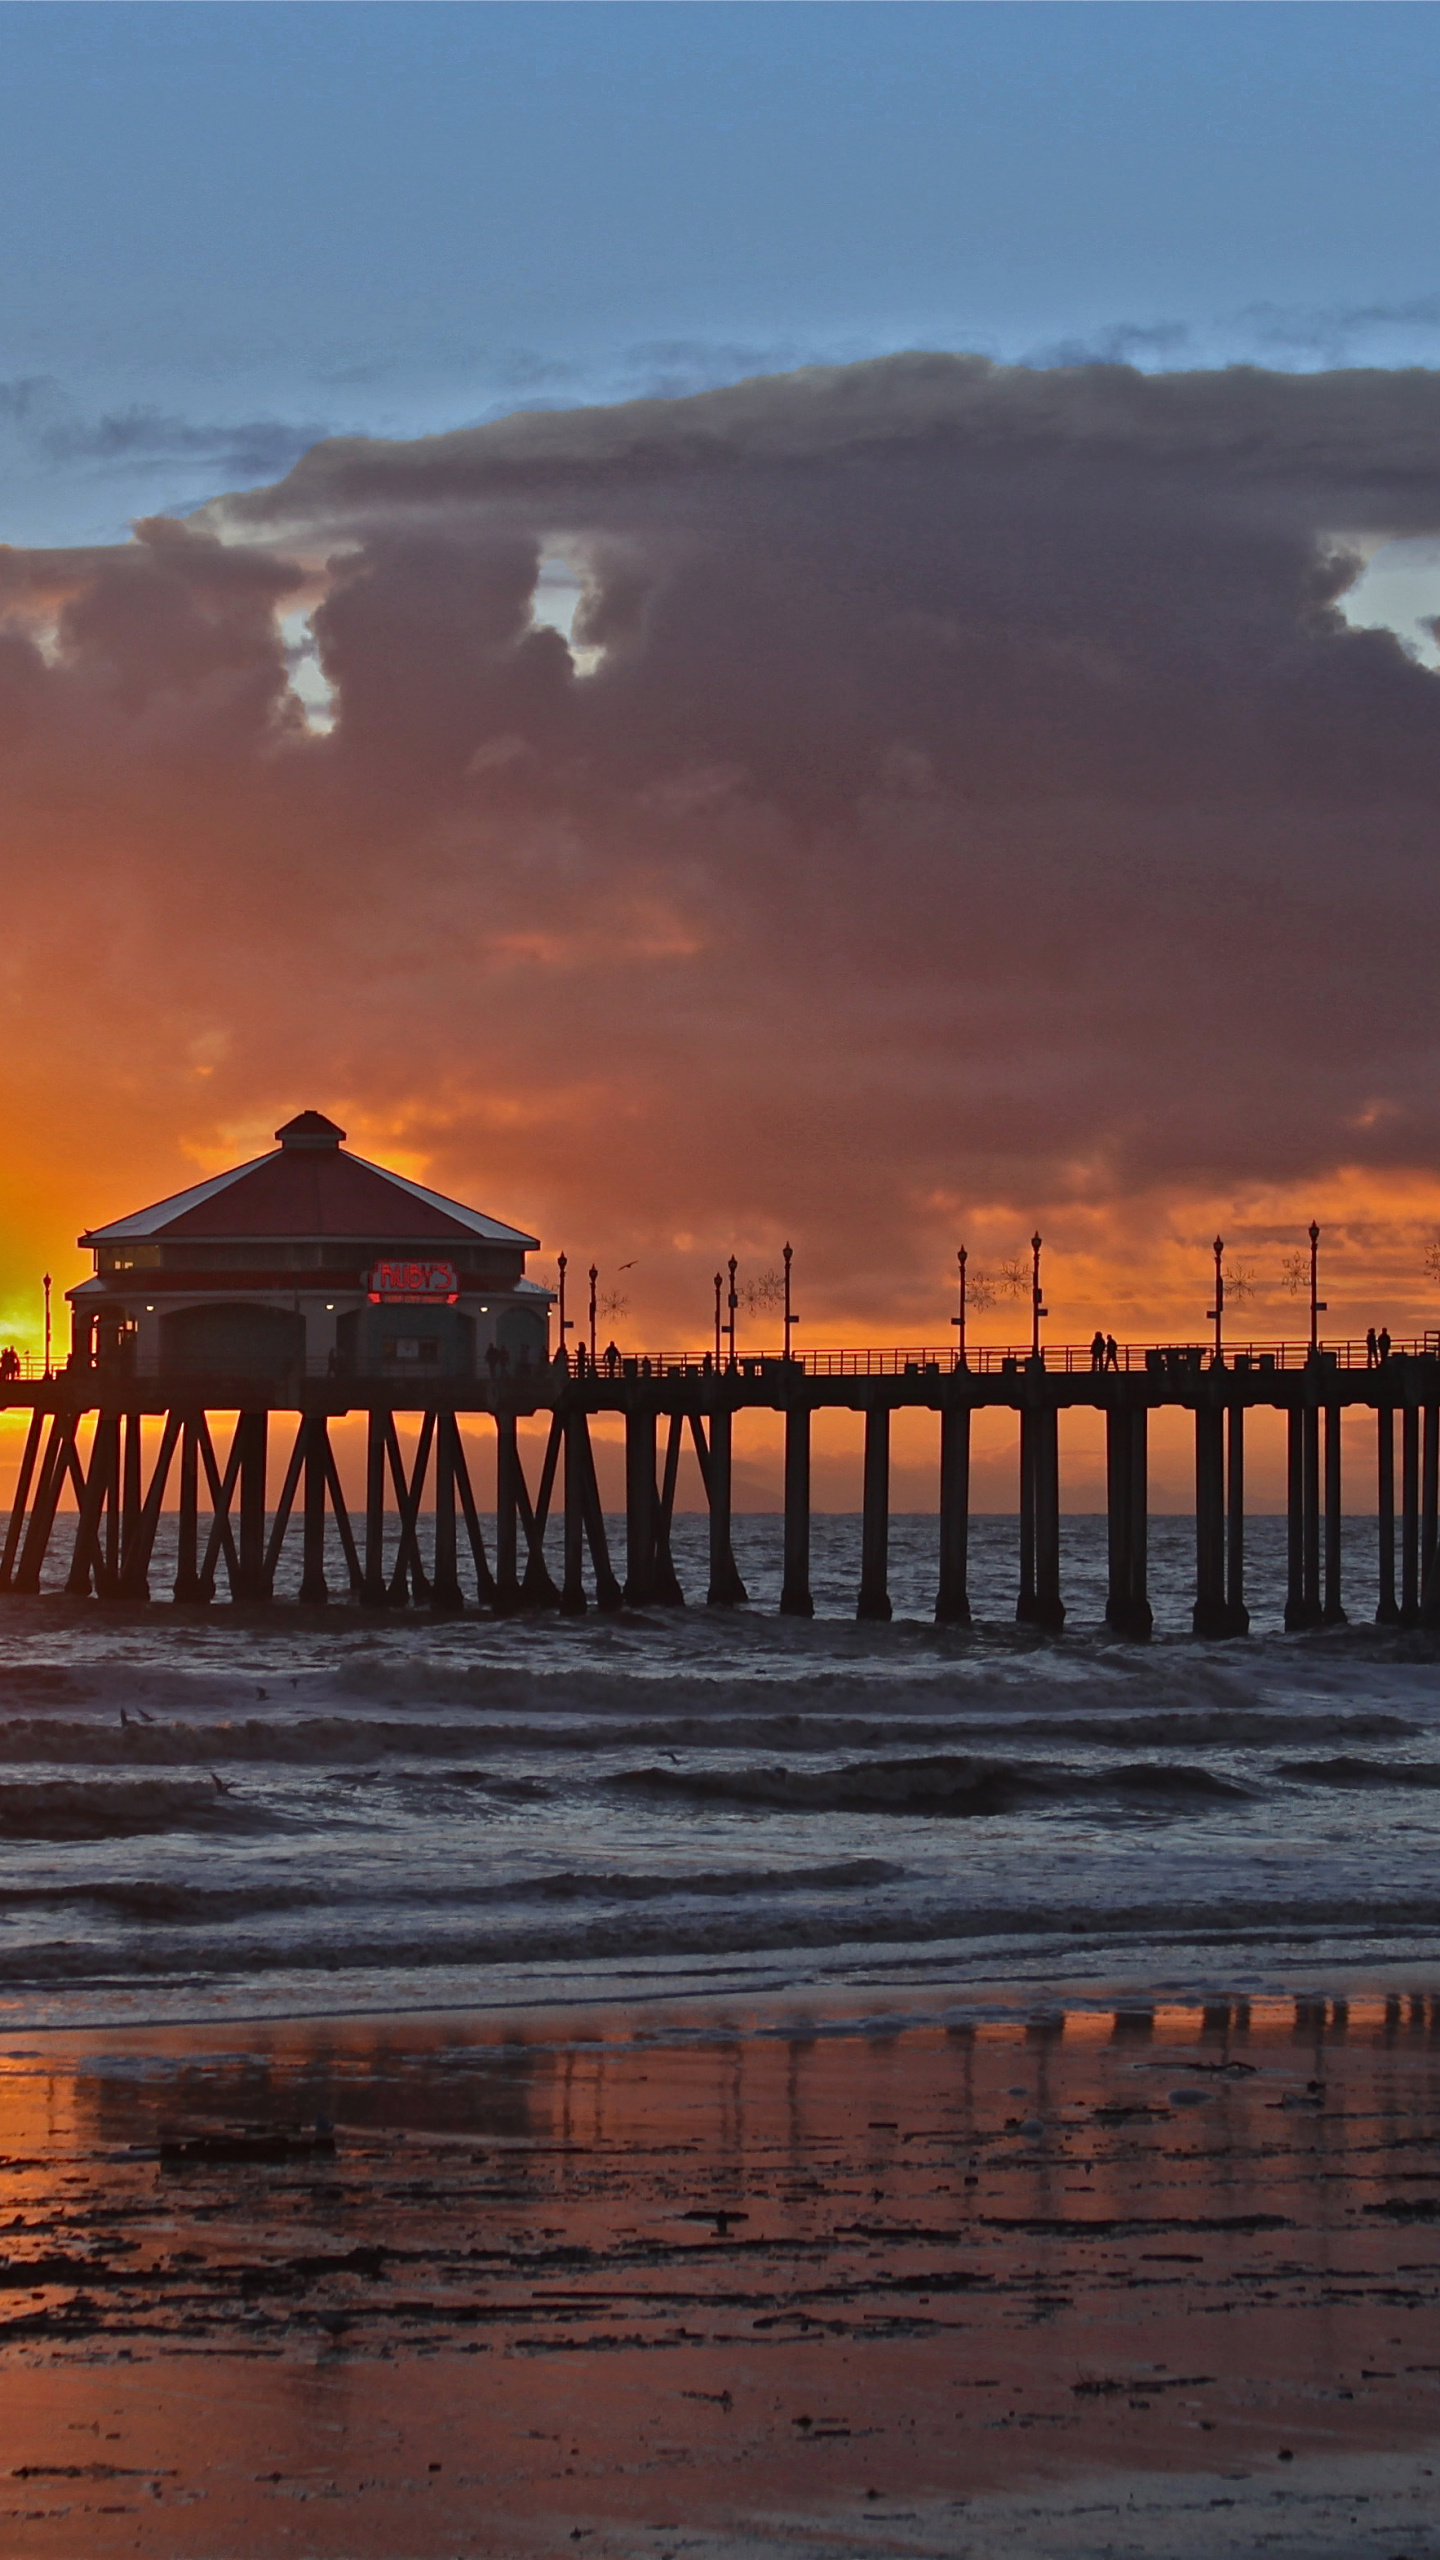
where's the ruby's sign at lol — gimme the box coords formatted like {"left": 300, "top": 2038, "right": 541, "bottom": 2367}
{"left": 368, "top": 1260, "right": 460, "bottom": 1305}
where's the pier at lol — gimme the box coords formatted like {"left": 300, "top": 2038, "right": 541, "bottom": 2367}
{"left": 3, "top": 1337, "right": 1440, "bottom": 1632}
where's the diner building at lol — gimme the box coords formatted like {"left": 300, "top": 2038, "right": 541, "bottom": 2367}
{"left": 68, "top": 1112, "right": 551, "bottom": 1384}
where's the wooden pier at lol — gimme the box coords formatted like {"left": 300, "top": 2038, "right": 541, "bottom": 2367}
{"left": 4, "top": 1340, "right": 1440, "bottom": 1632}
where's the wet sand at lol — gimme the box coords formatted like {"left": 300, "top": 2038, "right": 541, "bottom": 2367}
{"left": 1, "top": 1988, "right": 1438, "bottom": 2556}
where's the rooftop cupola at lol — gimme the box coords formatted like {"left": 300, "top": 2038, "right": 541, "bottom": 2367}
{"left": 275, "top": 1111, "right": 346, "bottom": 1150}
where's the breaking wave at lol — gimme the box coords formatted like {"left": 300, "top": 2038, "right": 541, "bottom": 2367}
{"left": 612, "top": 1753, "right": 1254, "bottom": 1816}
{"left": 1277, "top": 1755, "right": 1440, "bottom": 1790}
{"left": 0, "top": 1777, "right": 265, "bottom": 1842}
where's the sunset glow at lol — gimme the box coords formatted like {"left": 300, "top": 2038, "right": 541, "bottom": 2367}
{"left": 3, "top": 358, "right": 1440, "bottom": 1394}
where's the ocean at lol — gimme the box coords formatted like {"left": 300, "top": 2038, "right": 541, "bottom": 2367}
{"left": 0, "top": 1512, "right": 1436, "bottom": 2034}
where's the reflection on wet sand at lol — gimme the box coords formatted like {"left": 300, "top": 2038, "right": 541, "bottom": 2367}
{"left": 0, "top": 1991, "right": 1438, "bottom": 2555}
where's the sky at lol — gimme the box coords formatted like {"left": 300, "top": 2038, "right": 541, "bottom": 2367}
{"left": 4, "top": 0, "right": 1440, "bottom": 1396}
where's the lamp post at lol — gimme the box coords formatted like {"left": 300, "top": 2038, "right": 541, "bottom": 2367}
{"left": 727, "top": 1256, "right": 738, "bottom": 1369}
{"left": 1308, "top": 1220, "right": 1327, "bottom": 1354}
{"left": 1030, "top": 1232, "right": 1047, "bottom": 1362}
{"left": 588, "top": 1264, "right": 598, "bottom": 1364}
{"left": 783, "top": 1242, "right": 797, "bottom": 1361}
{"left": 1207, "top": 1234, "right": 1225, "bottom": 1365}
{"left": 556, "top": 1252, "right": 571, "bottom": 1365}
{"left": 42, "top": 1272, "right": 51, "bottom": 1379}
{"left": 952, "top": 1246, "right": 968, "bottom": 1369}
{"left": 713, "top": 1272, "right": 723, "bottom": 1368}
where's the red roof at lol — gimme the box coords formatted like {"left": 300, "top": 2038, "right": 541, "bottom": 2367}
{"left": 80, "top": 1115, "right": 539, "bottom": 1250}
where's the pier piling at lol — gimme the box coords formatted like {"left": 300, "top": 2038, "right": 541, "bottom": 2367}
{"left": 1193, "top": 1403, "right": 1227, "bottom": 1637}
{"left": 1018, "top": 1393, "right": 1063, "bottom": 1631}
{"left": 173, "top": 1416, "right": 201, "bottom": 1603}
{"left": 623, "top": 1406, "right": 658, "bottom": 1606}
{"left": 1402, "top": 1403, "right": 1421, "bottom": 1626}
{"left": 300, "top": 1415, "right": 330, "bottom": 1604}
{"left": 1105, "top": 1400, "right": 1151, "bottom": 1637}
{"left": 562, "top": 1407, "right": 588, "bottom": 1615}
{"left": 430, "top": 1412, "right": 464, "bottom": 1614}
{"left": 703, "top": 1405, "right": 747, "bottom": 1605}
{"left": 780, "top": 1401, "right": 814, "bottom": 1617}
{"left": 935, "top": 1399, "right": 972, "bottom": 1626}
{"left": 1377, "top": 1402, "right": 1399, "bottom": 1624}
{"left": 857, "top": 1400, "right": 892, "bottom": 1621}
{"left": 1225, "top": 1401, "right": 1249, "bottom": 1634}
{"left": 1285, "top": 1407, "right": 1323, "bottom": 1631}
{"left": 1322, "top": 1403, "right": 1346, "bottom": 1626}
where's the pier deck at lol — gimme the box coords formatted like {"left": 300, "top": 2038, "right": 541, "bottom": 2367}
{"left": 3, "top": 1339, "right": 1439, "bottom": 1632}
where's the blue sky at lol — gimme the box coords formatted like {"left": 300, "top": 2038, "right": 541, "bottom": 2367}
{"left": 5, "top": 1, "right": 1440, "bottom": 549}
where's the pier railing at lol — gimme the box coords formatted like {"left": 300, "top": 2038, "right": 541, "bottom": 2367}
{"left": 559, "top": 1335, "right": 1440, "bottom": 1380}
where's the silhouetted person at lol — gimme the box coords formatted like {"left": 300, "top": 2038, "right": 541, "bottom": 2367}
{"left": 1105, "top": 1334, "right": 1119, "bottom": 1371}
{"left": 486, "top": 1341, "right": 501, "bottom": 1378}
{"left": 1366, "top": 1326, "right": 1378, "bottom": 1368}
{"left": 1378, "top": 1326, "right": 1392, "bottom": 1364}
{"left": 1090, "top": 1330, "right": 1106, "bottom": 1372}
{"left": 604, "top": 1340, "right": 620, "bottom": 1376}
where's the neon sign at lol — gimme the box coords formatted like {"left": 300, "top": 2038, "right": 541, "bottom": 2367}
{"left": 368, "top": 1260, "right": 459, "bottom": 1305}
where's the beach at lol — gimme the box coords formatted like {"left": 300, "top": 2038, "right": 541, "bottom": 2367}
{"left": 2, "top": 1987, "right": 1438, "bottom": 2556}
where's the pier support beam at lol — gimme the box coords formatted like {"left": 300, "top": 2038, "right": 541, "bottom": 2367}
{"left": 299, "top": 1416, "right": 331, "bottom": 1604}
{"left": 430, "top": 1412, "right": 465, "bottom": 1613}
{"left": 857, "top": 1402, "right": 891, "bottom": 1621}
{"left": 173, "top": 1417, "right": 201, "bottom": 1602}
{"left": 1401, "top": 1403, "right": 1421, "bottom": 1627}
{"left": 119, "top": 1412, "right": 179, "bottom": 1603}
{"left": 1284, "top": 1406, "right": 1323, "bottom": 1631}
{"left": 363, "top": 1410, "right": 389, "bottom": 1607}
{"left": 494, "top": 1413, "right": 523, "bottom": 1612}
{"left": 14, "top": 1417, "right": 77, "bottom": 1595}
{"left": 653, "top": 1412, "right": 685, "bottom": 1605}
{"left": 1419, "top": 1405, "right": 1440, "bottom": 1627}
{"left": 121, "top": 1414, "right": 143, "bottom": 1593}
{"left": 1377, "top": 1403, "right": 1400, "bottom": 1625}
{"left": 578, "top": 1418, "right": 624, "bottom": 1609}
{"left": 1322, "top": 1404, "right": 1346, "bottom": 1625}
{"left": 1017, "top": 1397, "right": 1063, "bottom": 1631}
{"left": 66, "top": 1414, "right": 112, "bottom": 1599}
{"left": 235, "top": 1412, "right": 269, "bottom": 1602}
{"left": 0, "top": 1408, "right": 46, "bottom": 1593}
{"left": 780, "top": 1401, "right": 814, "bottom": 1617}
{"left": 516, "top": 1419, "right": 561, "bottom": 1610}
{"left": 1304, "top": 1404, "right": 1322, "bottom": 1626}
{"left": 935, "top": 1402, "right": 972, "bottom": 1626}
{"left": 1195, "top": 1397, "right": 1250, "bottom": 1637}
{"left": 561, "top": 1407, "right": 588, "bottom": 1614}
{"left": 1194, "top": 1405, "right": 1224, "bottom": 1637}
{"left": 705, "top": 1406, "right": 747, "bottom": 1605}
{"left": 1226, "top": 1402, "right": 1249, "bottom": 1635}
{"left": 1106, "top": 1402, "right": 1151, "bottom": 1637}
{"left": 623, "top": 1406, "right": 658, "bottom": 1606}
